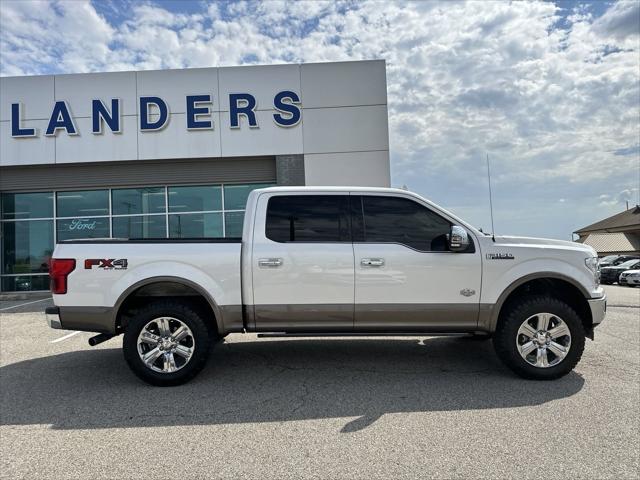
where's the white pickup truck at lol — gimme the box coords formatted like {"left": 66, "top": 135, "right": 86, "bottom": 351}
{"left": 46, "top": 187, "right": 606, "bottom": 386}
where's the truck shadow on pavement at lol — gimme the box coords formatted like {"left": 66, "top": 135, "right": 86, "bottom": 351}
{"left": 0, "top": 337, "right": 585, "bottom": 432}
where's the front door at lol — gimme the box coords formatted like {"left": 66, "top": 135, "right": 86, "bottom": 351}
{"left": 251, "top": 192, "right": 355, "bottom": 331}
{"left": 351, "top": 194, "right": 481, "bottom": 331}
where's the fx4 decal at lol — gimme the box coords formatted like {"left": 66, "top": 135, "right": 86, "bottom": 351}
{"left": 84, "top": 258, "right": 128, "bottom": 270}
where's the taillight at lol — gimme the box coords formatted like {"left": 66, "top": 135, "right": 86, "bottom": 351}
{"left": 49, "top": 259, "right": 76, "bottom": 294}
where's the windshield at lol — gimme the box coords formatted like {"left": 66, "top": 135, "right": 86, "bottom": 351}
{"left": 600, "top": 255, "right": 617, "bottom": 262}
{"left": 617, "top": 259, "right": 640, "bottom": 269}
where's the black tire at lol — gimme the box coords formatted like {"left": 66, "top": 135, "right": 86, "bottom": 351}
{"left": 493, "top": 296, "right": 585, "bottom": 380}
{"left": 123, "top": 300, "right": 212, "bottom": 386}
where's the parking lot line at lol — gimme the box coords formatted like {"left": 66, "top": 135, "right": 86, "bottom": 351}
{"left": 0, "top": 297, "right": 51, "bottom": 312}
{"left": 50, "top": 331, "right": 81, "bottom": 343}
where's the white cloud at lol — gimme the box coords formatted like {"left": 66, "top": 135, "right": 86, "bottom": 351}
{"left": 0, "top": 0, "right": 638, "bottom": 238}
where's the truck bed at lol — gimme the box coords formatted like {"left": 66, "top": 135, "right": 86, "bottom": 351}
{"left": 52, "top": 241, "right": 243, "bottom": 317}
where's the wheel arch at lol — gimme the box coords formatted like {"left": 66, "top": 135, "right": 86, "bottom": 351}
{"left": 112, "top": 276, "right": 225, "bottom": 336}
{"left": 484, "top": 272, "right": 593, "bottom": 338}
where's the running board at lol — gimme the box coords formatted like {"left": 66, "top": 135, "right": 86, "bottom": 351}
{"left": 256, "top": 332, "right": 476, "bottom": 338}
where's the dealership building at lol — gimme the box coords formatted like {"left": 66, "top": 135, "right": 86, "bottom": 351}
{"left": 0, "top": 60, "right": 390, "bottom": 292}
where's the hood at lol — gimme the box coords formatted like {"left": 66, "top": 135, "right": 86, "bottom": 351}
{"left": 492, "top": 235, "right": 594, "bottom": 252}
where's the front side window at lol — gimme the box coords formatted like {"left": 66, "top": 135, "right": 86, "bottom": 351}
{"left": 266, "top": 195, "right": 350, "bottom": 242}
{"left": 356, "top": 196, "right": 451, "bottom": 251}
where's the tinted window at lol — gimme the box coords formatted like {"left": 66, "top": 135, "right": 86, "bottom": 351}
{"left": 359, "top": 196, "right": 451, "bottom": 251}
{"left": 266, "top": 195, "right": 350, "bottom": 242}
{"left": 224, "top": 183, "right": 272, "bottom": 210}
{"left": 1, "top": 220, "right": 53, "bottom": 273}
{"left": 113, "top": 215, "right": 167, "bottom": 238}
{"left": 112, "top": 188, "right": 166, "bottom": 215}
{"left": 1, "top": 192, "right": 53, "bottom": 220}
{"left": 56, "top": 217, "right": 110, "bottom": 241}
{"left": 57, "top": 190, "right": 109, "bottom": 217}
{"left": 168, "top": 186, "right": 221, "bottom": 213}
{"left": 169, "top": 213, "right": 223, "bottom": 238}
{"left": 224, "top": 211, "right": 244, "bottom": 237}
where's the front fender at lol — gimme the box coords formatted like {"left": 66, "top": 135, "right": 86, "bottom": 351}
{"left": 481, "top": 258, "right": 592, "bottom": 306}
{"left": 478, "top": 258, "right": 594, "bottom": 333}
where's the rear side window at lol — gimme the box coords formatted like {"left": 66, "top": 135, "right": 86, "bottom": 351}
{"left": 355, "top": 196, "right": 451, "bottom": 251}
{"left": 266, "top": 195, "right": 350, "bottom": 242}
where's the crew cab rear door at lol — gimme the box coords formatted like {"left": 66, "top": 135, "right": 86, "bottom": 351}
{"left": 250, "top": 192, "right": 354, "bottom": 331}
{"left": 351, "top": 193, "right": 481, "bottom": 331}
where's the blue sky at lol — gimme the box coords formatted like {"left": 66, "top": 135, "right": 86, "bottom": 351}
{"left": 1, "top": 0, "right": 638, "bottom": 239}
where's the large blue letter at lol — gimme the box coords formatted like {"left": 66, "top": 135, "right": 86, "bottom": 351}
{"left": 273, "top": 90, "right": 301, "bottom": 127}
{"left": 229, "top": 93, "right": 257, "bottom": 128}
{"left": 92, "top": 99, "right": 120, "bottom": 134}
{"left": 11, "top": 103, "right": 36, "bottom": 137}
{"left": 186, "top": 95, "right": 213, "bottom": 130}
{"left": 139, "top": 96, "right": 169, "bottom": 131}
{"left": 45, "top": 101, "right": 77, "bottom": 136}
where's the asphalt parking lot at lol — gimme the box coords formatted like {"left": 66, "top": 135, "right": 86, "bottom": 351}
{"left": 1, "top": 286, "right": 638, "bottom": 479}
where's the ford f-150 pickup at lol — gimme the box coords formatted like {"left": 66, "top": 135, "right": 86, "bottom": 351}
{"left": 45, "top": 187, "right": 606, "bottom": 386}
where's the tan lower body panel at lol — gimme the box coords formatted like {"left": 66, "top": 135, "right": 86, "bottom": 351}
{"left": 250, "top": 303, "right": 484, "bottom": 333}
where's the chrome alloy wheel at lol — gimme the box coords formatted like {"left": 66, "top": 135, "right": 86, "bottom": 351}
{"left": 136, "top": 317, "right": 195, "bottom": 373}
{"left": 516, "top": 312, "right": 571, "bottom": 368}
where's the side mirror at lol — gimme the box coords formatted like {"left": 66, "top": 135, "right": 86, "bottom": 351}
{"left": 449, "top": 225, "right": 470, "bottom": 252}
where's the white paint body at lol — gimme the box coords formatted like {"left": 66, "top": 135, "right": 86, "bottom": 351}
{"left": 52, "top": 187, "right": 604, "bottom": 333}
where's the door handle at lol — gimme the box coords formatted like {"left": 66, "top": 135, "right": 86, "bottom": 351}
{"left": 258, "top": 258, "right": 283, "bottom": 268}
{"left": 361, "top": 258, "right": 384, "bottom": 267}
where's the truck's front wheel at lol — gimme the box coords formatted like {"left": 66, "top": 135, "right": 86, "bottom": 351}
{"left": 123, "top": 300, "right": 212, "bottom": 386}
{"left": 493, "top": 296, "right": 585, "bottom": 380}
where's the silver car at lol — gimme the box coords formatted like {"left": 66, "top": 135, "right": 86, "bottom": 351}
{"left": 619, "top": 269, "right": 640, "bottom": 287}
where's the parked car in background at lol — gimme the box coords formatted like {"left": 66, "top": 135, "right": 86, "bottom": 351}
{"left": 599, "top": 255, "right": 639, "bottom": 268}
{"left": 619, "top": 269, "right": 640, "bottom": 287}
{"left": 600, "top": 259, "right": 640, "bottom": 284}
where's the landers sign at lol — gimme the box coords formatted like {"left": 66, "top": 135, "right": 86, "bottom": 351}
{"left": 10, "top": 90, "right": 302, "bottom": 138}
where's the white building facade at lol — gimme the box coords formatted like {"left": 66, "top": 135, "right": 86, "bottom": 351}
{"left": 0, "top": 60, "right": 390, "bottom": 292}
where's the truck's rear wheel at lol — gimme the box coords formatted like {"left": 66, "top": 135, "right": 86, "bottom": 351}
{"left": 123, "top": 300, "right": 212, "bottom": 386}
{"left": 493, "top": 296, "right": 585, "bottom": 380}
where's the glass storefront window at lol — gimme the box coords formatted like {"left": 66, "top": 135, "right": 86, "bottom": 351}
{"left": 223, "top": 183, "right": 271, "bottom": 210}
{"left": 1, "top": 275, "right": 50, "bottom": 292}
{"left": 0, "top": 183, "right": 272, "bottom": 291}
{"left": 224, "top": 211, "right": 245, "bottom": 237}
{"left": 57, "top": 217, "right": 110, "bottom": 241}
{"left": 57, "top": 190, "right": 109, "bottom": 217}
{"left": 168, "top": 186, "right": 222, "bottom": 213}
{"left": 1, "top": 220, "right": 54, "bottom": 274}
{"left": 113, "top": 215, "right": 166, "bottom": 239}
{"left": 112, "top": 188, "right": 166, "bottom": 215}
{"left": 1, "top": 192, "right": 53, "bottom": 219}
{"left": 169, "top": 213, "right": 223, "bottom": 238}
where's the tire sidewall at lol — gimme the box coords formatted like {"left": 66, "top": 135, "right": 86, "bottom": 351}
{"left": 123, "top": 301, "right": 211, "bottom": 386}
{"left": 494, "top": 296, "right": 586, "bottom": 380}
